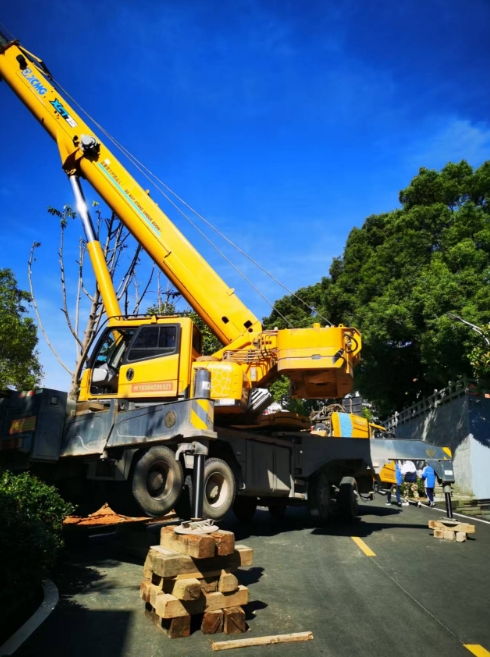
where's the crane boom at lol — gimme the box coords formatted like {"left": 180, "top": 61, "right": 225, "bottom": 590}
{"left": 0, "top": 34, "right": 260, "bottom": 346}
{"left": 0, "top": 32, "right": 362, "bottom": 401}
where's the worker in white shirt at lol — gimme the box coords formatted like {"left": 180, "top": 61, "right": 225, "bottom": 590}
{"left": 400, "top": 460, "right": 421, "bottom": 506}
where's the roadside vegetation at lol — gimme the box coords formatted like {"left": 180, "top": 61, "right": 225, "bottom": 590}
{"left": 0, "top": 470, "right": 74, "bottom": 642}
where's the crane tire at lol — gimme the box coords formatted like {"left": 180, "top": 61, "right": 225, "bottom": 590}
{"left": 175, "top": 459, "right": 236, "bottom": 521}
{"left": 202, "top": 458, "right": 236, "bottom": 521}
{"left": 308, "top": 469, "right": 331, "bottom": 525}
{"left": 130, "top": 446, "right": 184, "bottom": 517}
{"left": 337, "top": 476, "right": 359, "bottom": 522}
{"left": 232, "top": 496, "right": 257, "bottom": 523}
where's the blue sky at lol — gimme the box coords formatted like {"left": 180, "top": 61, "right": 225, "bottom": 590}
{"left": 1, "top": 0, "right": 490, "bottom": 389}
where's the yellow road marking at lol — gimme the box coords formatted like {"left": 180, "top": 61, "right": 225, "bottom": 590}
{"left": 465, "top": 646, "right": 490, "bottom": 656}
{"left": 351, "top": 536, "right": 376, "bottom": 557}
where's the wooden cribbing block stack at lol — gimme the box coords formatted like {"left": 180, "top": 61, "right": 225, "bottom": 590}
{"left": 140, "top": 526, "right": 253, "bottom": 639}
{"left": 429, "top": 519, "right": 476, "bottom": 542}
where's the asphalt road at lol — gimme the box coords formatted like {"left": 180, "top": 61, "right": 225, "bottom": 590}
{"left": 14, "top": 498, "right": 490, "bottom": 657}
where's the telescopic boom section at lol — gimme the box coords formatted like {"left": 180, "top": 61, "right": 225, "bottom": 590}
{"left": 0, "top": 35, "right": 260, "bottom": 345}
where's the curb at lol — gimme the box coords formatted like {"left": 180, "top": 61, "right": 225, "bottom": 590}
{"left": 0, "top": 580, "right": 59, "bottom": 656}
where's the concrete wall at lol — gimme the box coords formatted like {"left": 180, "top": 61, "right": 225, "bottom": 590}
{"left": 468, "top": 396, "right": 490, "bottom": 499}
{"left": 390, "top": 393, "right": 490, "bottom": 498}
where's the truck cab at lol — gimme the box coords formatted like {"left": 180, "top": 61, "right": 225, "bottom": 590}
{"left": 78, "top": 316, "right": 200, "bottom": 403}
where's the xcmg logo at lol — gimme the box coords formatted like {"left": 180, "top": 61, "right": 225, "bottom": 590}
{"left": 50, "top": 98, "right": 78, "bottom": 128}
{"left": 21, "top": 67, "right": 47, "bottom": 95}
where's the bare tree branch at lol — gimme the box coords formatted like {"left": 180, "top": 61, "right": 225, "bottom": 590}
{"left": 28, "top": 241, "right": 73, "bottom": 376}
{"left": 74, "top": 238, "right": 84, "bottom": 356}
{"left": 133, "top": 266, "right": 155, "bottom": 314}
{"left": 58, "top": 222, "right": 83, "bottom": 349}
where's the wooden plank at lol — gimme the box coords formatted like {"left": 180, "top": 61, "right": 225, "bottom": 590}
{"left": 428, "top": 519, "right": 475, "bottom": 534}
{"left": 456, "top": 531, "right": 467, "bottom": 543}
{"left": 443, "top": 530, "right": 456, "bottom": 541}
{"left": 433, "top": 529, "right": 444, "bottom": 539}
{"left": 219, "top": 572, "right": 239, "bottom": 594}
{"left": 223, "top": 607, "right": 246, "bottom": 635}
{"left": 202, "top": 609, "right": 224, "bottom": 635}
{"left": 160, "top": 526, "right": 216, "bottom": 559}
{"left": 210, "top": 530, "right": 235, "bottom": 556}
{"left": 211, "top": 632, "right": 314, "bottom": 651}
{"left": 147, "top": 545, "right": 253, "bottom": 579}
{"left": 154, "top": 585, "right": 249, "bottom": 619}
{"left": 140, "top": 579, "right": 152, "bottom": 603}
{"left": 149, "top": 571, "right": 236, "bottom": 595}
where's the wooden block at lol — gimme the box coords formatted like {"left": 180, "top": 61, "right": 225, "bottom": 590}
{"left": 219, "top": 572, "right": 239, "bottom": 594}
{"left": 201, "top": 571, "right": 238, "bottom": 594}
{"left": 203, "top": 587, "right": 249, "bottom": 612}
{"left": 155, "top": 585, "right": 249, "bottom": 619}
{"left": 160, "top": 526, "right": 216, "bottom": 558}
{"left": 433, "top": 529, "right": 444, "bottom": 539}
{"left": 223, "top": 606, "right": 246, "bottom": 635}
{"left": 150, "top": 583, "right": 163, "bottom": 609}
{"left": 147, "top": 545, "right": 253, "bottom": 579}
{"left": 202, "top": 609, "right": 224, "bottom": 635}
{"left": 145, "top": 602, "right": 191, "bottom": 637}
{"left": 443, "top": 530, "right": 455, "bottom": 541}
{"left": 170, "top": 578, "right": 202, "bottom": 601}
{"left": 140, "top": 579, "right": 152, "bottom": 602}
{"left": 156, "top": 614, "right": 191, "bottom": 638}
{"left": 428, "top": 519, "right": 475, "bottom": 534}
{"left": 143, "top": 555, "right": 153, "bottom": 580}
{"left": 456, "top": 531, "right": 467, "bottom": 543}
{"left": 210, "top": 531, "right": 235, "bottom": 556}
{"left": 201, "top": 576, "right": 220, "bottom": 594}
{"left": 176, "top": 567, "right": 234, "bottom": 582}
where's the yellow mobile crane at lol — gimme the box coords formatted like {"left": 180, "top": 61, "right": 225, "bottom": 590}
{"left": 0, "top": 31, "right": 456, "bottom": 523}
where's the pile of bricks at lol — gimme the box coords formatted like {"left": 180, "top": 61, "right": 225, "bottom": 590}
{"left": 429, "top": 519, "right": 476, "bottom": 542}
{"left": 140, "top": 526, "right": 253, "bottom": 639}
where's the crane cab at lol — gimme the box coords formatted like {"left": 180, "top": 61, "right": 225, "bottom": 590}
{"left": 78, "top": 316, "right": 201, "bottom": 403}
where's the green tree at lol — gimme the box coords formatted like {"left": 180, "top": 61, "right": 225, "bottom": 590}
{"left": 263, "top": 161, "right": 490, "bottom": 416}
{"left": 0, "top": 269, "right": 42, "bottom": 389}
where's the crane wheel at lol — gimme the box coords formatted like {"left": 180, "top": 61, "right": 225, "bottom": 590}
{"left": 232, "top": 496, "right": 257, "bottom": 523}
{"left": 175, "top": 458, "right": 236, "bottom": 521}
{"left": 337, "top": 476, "right": 359, "bottom": 522}
{"left": 203, "top": 458, "right": 236, "bottom": 520}
{"left": 308, "top": 469, "right": 331, "bottom": 525}
{"left": 129, "top": 445, "right": 184, "bottom": 517}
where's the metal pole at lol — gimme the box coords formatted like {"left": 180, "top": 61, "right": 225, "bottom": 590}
{"left": 192, "top": 453, "right": 205, "bottom": 520}
{"left": 69, "top": 175, "right": 96, "bottom": 242}
{"left": 443, "top": 484, "right": 453, "bottom": 519}
{"left": 191, "top": 368, "right": 211, "bottom": 520}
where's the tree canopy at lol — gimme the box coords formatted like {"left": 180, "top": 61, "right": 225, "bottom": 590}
{"left": 0, "top": 269, "right": 43, "bottom": 390}
{"left": 264, "top": 161, "right": 490, "bottom": 416}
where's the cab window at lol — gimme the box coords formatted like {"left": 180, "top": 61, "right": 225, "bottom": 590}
{"left": 126, "top": 326, "right": 178, "bottom": 362}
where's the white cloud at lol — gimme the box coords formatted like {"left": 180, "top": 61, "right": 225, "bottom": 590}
{"left": 409, "top": 118, "right": 490, "bottom": 170}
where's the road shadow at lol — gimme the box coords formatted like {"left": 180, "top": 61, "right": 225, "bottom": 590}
{"left": 220, "top": 504, "right": 430, "bottom": 541}
{"left": 14, "top": 546, "right": 133, "bottom": 657}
